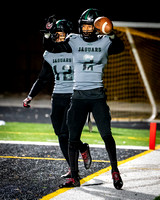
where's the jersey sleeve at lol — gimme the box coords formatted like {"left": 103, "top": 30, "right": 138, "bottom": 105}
{"left": 67, "top": 33, "right": 79, "bottom": 50}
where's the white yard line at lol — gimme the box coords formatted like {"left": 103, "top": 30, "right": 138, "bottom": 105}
{"left": 0, "top": 140, "right": 149, "bottom": 150}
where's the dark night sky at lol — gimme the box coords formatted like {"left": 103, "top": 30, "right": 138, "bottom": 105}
{"left": 1, "top": 1, "right": 160, "bottom": 93}
{"left": 7, "top": 1, "right": 160, "bottom": 35}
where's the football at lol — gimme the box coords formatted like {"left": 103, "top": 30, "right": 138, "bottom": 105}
{"left": 94, "top": 17, "right": 113, "bottom": 34}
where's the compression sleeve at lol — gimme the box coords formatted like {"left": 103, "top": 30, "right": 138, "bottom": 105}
{"left": 108, "top": 34, "right": 124, "bottom": 55}
{"left": 28, "top": 60, "right": 53, "bottom": 98}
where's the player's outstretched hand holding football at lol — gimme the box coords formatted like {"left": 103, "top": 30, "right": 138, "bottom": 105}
{"left": 23, "top": 96, "right": 32, "bottom": 108}
{"left": 94, "top": 16, "right": 113, "bottom": 35}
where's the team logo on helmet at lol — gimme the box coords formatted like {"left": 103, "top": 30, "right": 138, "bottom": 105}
{"left": 46, "top": 22, "right": 53, "bottom": 30}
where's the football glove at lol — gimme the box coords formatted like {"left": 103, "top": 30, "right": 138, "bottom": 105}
{"left": 23, "top": 96, "right": 32, "bottom": 108}
{"left": 40, "top": 14, "right": 57, "bottom": 34}
{"left": 108, "top": 30, "right": 115, "bottom": 39}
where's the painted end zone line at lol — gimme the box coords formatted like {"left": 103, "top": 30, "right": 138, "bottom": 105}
{"left": 40, "top": 145, "right": 160, "bottom": 200}
{"left": 0, "top": 140, "right": 149, "bottom": 150}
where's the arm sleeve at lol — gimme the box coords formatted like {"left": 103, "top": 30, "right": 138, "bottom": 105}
{"left": 108, "top": 34, "right": 124, "bottom": 55}
{"left": 28, "top": 60, "right": 54, "bottom": 98}
{"left": 43, "top": 36, "right": 72, "bottom": 53}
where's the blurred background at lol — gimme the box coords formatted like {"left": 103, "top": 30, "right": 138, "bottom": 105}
{"left": 1, "top": 0, "right": 160, "bottom": 121}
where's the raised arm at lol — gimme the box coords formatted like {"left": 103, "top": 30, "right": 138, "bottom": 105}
{"left": 108, "top": 31, "right": 124, "bottom": 55}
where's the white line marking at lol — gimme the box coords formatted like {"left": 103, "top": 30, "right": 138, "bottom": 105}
{"left": 0, "top": 140, "right": 149, "bottom": 149}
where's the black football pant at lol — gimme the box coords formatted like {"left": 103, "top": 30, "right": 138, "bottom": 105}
{"left": 67, "top": 98, "right": 118, "bottom": 178}
{"left": 50, "top": 94, "right": 86, "bottom": 166}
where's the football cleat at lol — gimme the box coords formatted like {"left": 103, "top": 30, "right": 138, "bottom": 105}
{"left": 59, "top": 178, "right": 80, "bottom": 188}
{"left": 61, "top": 169, "right": 80, "bottom": 179}
{"left": 81, "top": 143, "right": 92, "bottom": 169}
{"left": 61, "top": 169, "right": 71, "bottom": 178}
{"left": 23, "top": 96, "right": 32, "bottom": 108}
{"left": 112, "top": 171, "right": 123, "bottom": 190}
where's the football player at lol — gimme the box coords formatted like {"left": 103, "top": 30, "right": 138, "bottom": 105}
{"left": 43, "top": 9, "right": 124, "bottom": 189}
{"left": 23, "top": 17, "right": 92, "bottom": 178}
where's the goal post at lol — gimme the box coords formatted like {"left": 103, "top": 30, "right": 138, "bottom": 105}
{"left": 102, "top": 22, "right": 160, "bottom": 121}
{"left": 125, "top": 28, "right": 157, "bottom": 121}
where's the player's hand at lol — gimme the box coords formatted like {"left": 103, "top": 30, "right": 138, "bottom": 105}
{"left": 46, "top": 15, "right": 57, "bottom": 33}
{"left": 108, "top": 30, "right": 115, "bottom": 39}
{"left": 40, "top": 14, "right": 57, "bottom": 34}
{"left": 23, "top": 96, "right": 32, "bottom": 108}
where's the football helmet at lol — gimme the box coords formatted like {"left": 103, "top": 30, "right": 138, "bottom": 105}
{"left": 55, "top": 19, "right": 73, "bottom": 34}
{"left": 51, "top": 19, "right": 73, "bottom": 42}
{"left": 78, "top": 8, "right": 102, "bottom": 41}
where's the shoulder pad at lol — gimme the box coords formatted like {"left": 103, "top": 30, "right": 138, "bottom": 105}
{"left": 43, "top": 50, "right": 49, "bottom": 57}
{"left": 97, "top": 35, "right": 103, "bottom": 39}
{"left": 66, "top": 33, "right": 79, "bottom": 40}
{"left": 97, "top": 34, "right": 109, "bottom": 39}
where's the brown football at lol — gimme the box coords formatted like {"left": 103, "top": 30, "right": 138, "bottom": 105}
{"left": 94, "top": 16, "right": 113, "bottom": 34}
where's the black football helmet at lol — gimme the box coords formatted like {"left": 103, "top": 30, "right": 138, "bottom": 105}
{"left": 40, "top": 14, "right": 57, "bottom": 34}
{"left": 55, "top": 19, "right": 73, "bottom": 34}
{"left": 78, "top": 8, "right": 102, "bottom": 41}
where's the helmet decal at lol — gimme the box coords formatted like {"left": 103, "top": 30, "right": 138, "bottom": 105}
{"left": 46, "top": 22, "right": 53, "bottom": 30}
{"left": 84, "top": 8, "right": 92, "bottom": 20}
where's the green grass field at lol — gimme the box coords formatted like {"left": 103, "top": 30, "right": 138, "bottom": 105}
{"left": 0, "top": 122, "right": 160, "bottom": 146}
